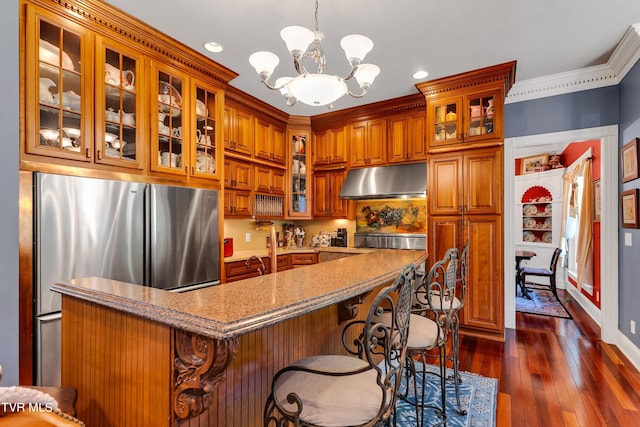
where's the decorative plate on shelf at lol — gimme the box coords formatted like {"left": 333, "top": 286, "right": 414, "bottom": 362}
{"left": 542, "top": 231, "right": 553, "bottom": 243}
{"left": 523, "top": 218, "right": 536, "bottom": 229}
{"left": 523, "top": 231, "right": 535, "bottom": 242}
{"left": 523, "top": 204, "right": 538, "bottom": 216}
{"left": 544, "top": 204, "right": 552, "bottom": 215}
{"left": 544, "top": 218, "right": 552, "bottom": 229}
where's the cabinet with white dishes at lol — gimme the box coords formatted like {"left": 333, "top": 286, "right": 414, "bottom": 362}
{"left": 94, "top": 36, "right": 145, "bottom": 169}
{"left": 515, "top": 168, "right": 565, "bottom": 247}
{"left": 25, "top": 3, "right": 93, "bottom": 162}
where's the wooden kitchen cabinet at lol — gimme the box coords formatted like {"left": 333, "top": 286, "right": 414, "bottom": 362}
{"left": 224, "top": 158, "right": 252, "bottom": 191}
{"left": 290, "top": 252, "right": 318, "bottom": 268}
{"left": 428, "top": 214, "right": 503, "bottom": 335}
{"left": 420, "top": 62, "right": 515, "bottom": 341}
{"left": 150, "top": 62, "right": 188, "bottom": 176}
{"left": 224, "top": 158, "right": 253, "bottom": 217}
{"left": 254, "top": 165, "right": 285, "bottom": 195}
{"left": 188, "top": 81, "right": 223, "bottom": 180}
{"left": 25, "top": 4, "right": 94, "bottom": 162}
{"left": 417, "top": 61, "right": 515, "bottom": 152}
{"left": 254, "top": 117, "right": 286, "bottom": 164}
{"left": 94, "top": 36, "right": 145, "bottom": 169}
{"left": 426, "top": 89, "right": 501, "bottom": 149}
{"left": 253, "top": 164, "right": 285, "bottom": 218}
{"left": 428, "top": 146, "right": 504, "bottom": 339}
{"left": 288, "top": 131, "right": 312, "bottom": 218}
{"left": 225, "top": 257, "right": 270, "bottom": 282}
{"left": 387, "top": 111, "right": 427, "bottom": 164}
{"left": 349, "top": 119, "right": 386, "bottom": 167}
{"left": 223, "top": 190, "right": 252, "bottom": 217}
{"left": 428, "top": 147, "right": 502, "bottom": 216}
{"left": 312, "top": 170, "right": 350, "bottom": 218}
{"left": 150, "top": 64, "right": 223, "bottom": 180}
{"left": 224, "top": 103, "right": 253, "bottom": 156}
{"left": 277, "top": 254, "right": 291, "bottom": 271}
{"left": 312, "top": 126, "right": 348, "bottom": 167}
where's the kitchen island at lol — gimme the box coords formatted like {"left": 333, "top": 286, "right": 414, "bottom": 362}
{"left": 52, "top": 249, "right": 427, "bottom": 427}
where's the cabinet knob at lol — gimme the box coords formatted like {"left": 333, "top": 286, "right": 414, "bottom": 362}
{"left": 85, "top": 148, "right": 90, "bottom": 158}
{"left": 97, "top": 150, "right": 102, "bottom": 160}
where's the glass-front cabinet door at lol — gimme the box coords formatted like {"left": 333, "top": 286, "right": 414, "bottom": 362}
{"left": 191, "top": 82, "right": 221, "bottom": 179}
{"left": 288, "top": 132, "right": 311, "bottom": 218}
{"left": 95, "top": 36, "right": 143, "bottom": 169}
{"left": 26, "top": 5, "right": 92, "bottom": 161}
{"left": 430, "top": 96, "right": 461, "bottom": 148}
{"left": 152, "top": 63, "right": 186, "bottom": 175}
{"left": 464, "top": 89, "right": 498, "bottom": 143}
{"left": 427, "top": 88, "right": 502, "bottom": 149}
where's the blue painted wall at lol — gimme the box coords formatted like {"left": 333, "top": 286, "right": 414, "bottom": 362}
{"left": 618, "top": 59, "right": 640, "bottom": 348}
{"left": 0, "top": 0, "right": 20, "bottom": 385}
{"left": 505, "top": 86, "right": 619, "bottom": 138}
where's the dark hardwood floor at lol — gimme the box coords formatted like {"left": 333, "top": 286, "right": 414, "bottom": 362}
{"left": 458, "top": 289, "right": 640, "bottom": 426}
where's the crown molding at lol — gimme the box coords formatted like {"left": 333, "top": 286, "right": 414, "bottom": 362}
{"left": 506, "top": 23, "right": 640, "bottom": 104}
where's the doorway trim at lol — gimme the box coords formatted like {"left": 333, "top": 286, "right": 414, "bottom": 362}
{"left": 504, "top": 125, "right": 619, "bottom": 343}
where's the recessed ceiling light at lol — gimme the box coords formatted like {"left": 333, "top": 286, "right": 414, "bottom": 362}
{"left": 413, "top": 70, "right": 429, "bottom": 79}
{"left": 203, "top": 42, "right": 223, "bottom": 53}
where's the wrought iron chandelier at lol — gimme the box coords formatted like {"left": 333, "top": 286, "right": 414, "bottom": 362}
{"left": 248, "top": 0, "right": 380, "bottom": 107}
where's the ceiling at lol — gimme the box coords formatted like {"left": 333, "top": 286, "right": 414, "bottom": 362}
{"left": 102, "top": 0, "right": 640, "bottom": 117}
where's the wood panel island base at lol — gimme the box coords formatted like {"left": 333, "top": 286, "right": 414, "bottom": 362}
{"left": 52, "top": 249, "right": 427, "bottom": 427}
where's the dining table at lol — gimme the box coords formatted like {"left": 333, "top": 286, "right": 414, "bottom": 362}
{"left": 515, "top": 250, "right": 537, "bottom": 299}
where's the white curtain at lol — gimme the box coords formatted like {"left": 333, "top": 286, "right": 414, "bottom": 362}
{"left": 561, "top": 158, "right": 593, "bottom": 289}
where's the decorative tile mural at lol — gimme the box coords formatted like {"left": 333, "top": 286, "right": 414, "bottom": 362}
{"left": 356, "top": 198, "right": 426, "bottom": 233}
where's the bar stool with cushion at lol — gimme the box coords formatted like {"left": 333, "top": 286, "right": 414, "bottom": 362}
{"left": 263, "top": 264, "right": 416, "bottom": 427}
{"left": 401, "top": 248, "right": 459, "bottom": 427}
{"left": 520, "top": 247, "right": 562, "bottom": 299}
{"left": 429, "top": 241, "right": 469, "bottom": 415}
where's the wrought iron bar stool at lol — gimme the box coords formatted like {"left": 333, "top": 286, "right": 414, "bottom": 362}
{"left": 400, "top": 248, "right": 459, "bottom": 427}
{"left": 263, "top": 264, "right": 416, "bottom": 427}
{"left": 446, "top": 241, "right": 469, "bottom": 414}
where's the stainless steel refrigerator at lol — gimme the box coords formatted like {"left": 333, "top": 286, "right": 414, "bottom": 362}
{"left": 34, "top": 172, "right": 219, "bottom": 386}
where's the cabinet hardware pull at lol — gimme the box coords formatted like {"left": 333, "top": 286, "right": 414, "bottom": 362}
{"left": 191, "top": 166, "right": 195, "bottom": 174}
{"left": 85, "top": 148, "right": 90, "bottom": 158}
{"left": 97, "top": 150, "right": 101, "bottom": 160}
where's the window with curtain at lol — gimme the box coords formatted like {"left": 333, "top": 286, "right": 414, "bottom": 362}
{"left": 561, "top": 155, "right": 593, "bottom": 290}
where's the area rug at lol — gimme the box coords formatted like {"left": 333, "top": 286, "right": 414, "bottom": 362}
{"left": 395, "top": 363, "right": 497, "bottom": 427}
{"left": 516, "top": 285, "right": 572, "bottom": 319}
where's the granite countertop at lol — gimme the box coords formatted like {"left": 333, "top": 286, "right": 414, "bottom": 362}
{"left": 52, "top": 249, "right": 427, "bottom": 340}
{"left": 224, "top": 246, "right": 377, "bottom": 263}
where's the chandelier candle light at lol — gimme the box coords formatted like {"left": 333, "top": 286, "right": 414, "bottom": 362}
{"left": 249, "top": 0, "right": 380, "bottom": 107}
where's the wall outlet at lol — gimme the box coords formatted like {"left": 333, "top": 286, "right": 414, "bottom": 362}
{"left": 631, "top": 320, "right": 636, "bottom": 335}
{"left": 245, "top": 232, "right": 251, "bottom": 242}
{"left": 625, "top": 232, "right": 632, "bottom": 246}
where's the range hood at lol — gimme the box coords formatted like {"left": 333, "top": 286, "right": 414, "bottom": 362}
{"left": 339, "top": 162, "right": 427, "bottom": 200}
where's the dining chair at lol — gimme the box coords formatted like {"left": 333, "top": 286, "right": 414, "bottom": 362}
{"left": 400, "top": 248, "right": 459, "bottom": 427}
{"left": 520, "top": 247, "right": 562, "bottom": 298}
{"left": 263, "top": 264, "right": 416, "bottom": 427}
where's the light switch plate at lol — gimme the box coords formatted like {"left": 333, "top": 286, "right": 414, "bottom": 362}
{"left": 625, "top": 232, "right": 632, "bottom": 246}
{"left": 246, "top": 232, "right": 251, "bottom": 242}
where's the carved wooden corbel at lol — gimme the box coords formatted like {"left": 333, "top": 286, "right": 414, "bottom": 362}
{"left": 173, "top": 330, "right": 238, "bottom": 423}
